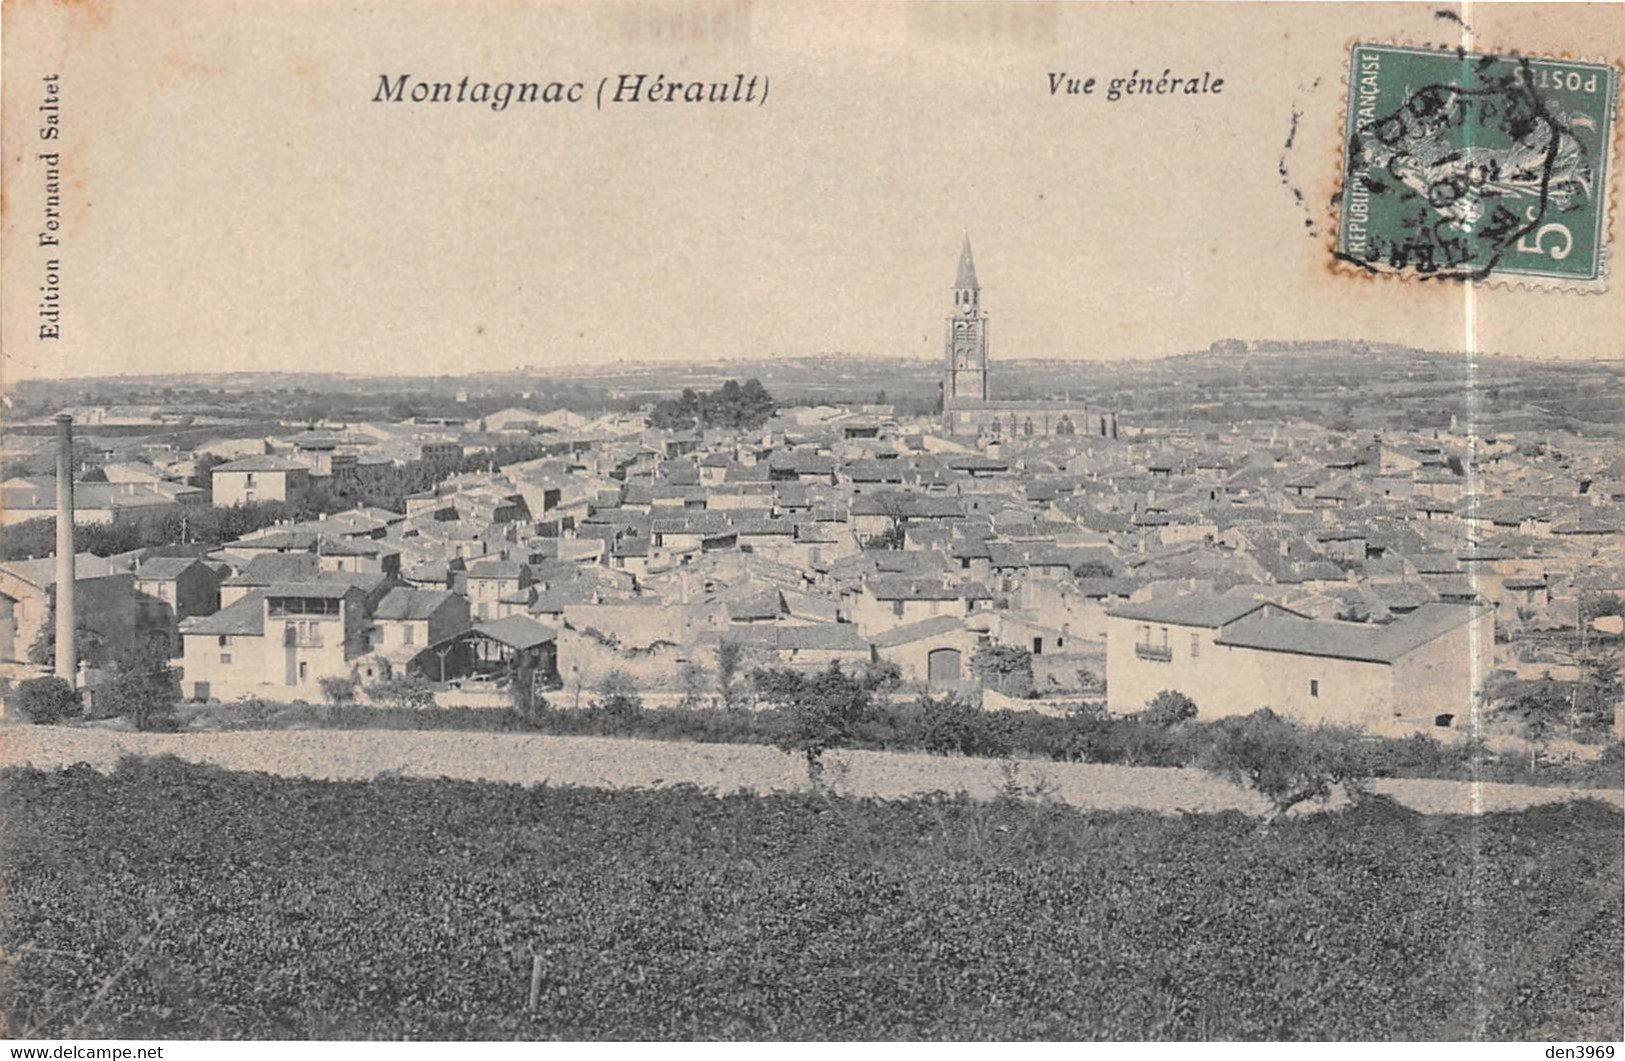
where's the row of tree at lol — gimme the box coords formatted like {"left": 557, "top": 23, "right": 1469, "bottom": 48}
{"left": 648, "top": 379, "right": 776, "bottom": 432}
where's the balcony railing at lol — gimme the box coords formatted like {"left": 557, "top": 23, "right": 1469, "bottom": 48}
{"left": 1134, "top": 642, "right": 1173, "bottom": 662}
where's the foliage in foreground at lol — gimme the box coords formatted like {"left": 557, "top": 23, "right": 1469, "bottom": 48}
{"left": 752, "top": 662, "right": 898, "bottom": 784}
{"left": 0, "top": 758, "right": 1619, "bottom": 1040}
{"left": 1201, "top": 708, "right": 1368, "bottom": 819}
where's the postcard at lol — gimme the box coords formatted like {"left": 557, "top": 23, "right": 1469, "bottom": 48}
{"left": 1, "top": 0, "right": 1621, "bottom": 1046}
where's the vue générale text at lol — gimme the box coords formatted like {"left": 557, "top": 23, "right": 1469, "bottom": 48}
{"left": 372, "top": 73, "right": 769, "bottom": 111}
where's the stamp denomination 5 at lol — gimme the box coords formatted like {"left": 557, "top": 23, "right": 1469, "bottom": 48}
{"left": 1335, "top": 43, "right": 1620, "bottom": 289}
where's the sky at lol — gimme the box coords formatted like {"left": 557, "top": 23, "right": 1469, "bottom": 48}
{"left": 3, "top": 1, "right": 1622, "bottom": 382}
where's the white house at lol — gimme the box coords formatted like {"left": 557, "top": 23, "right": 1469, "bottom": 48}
{"left": 1105, "top": 594, "right": 1492, "bottom": 734}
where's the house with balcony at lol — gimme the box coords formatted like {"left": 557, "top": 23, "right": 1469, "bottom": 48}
{"left": 211, "top": 455, "right": 310, "bottom": 506}
{"left": 1105, "top": 593, "right": 1492, "bottom": 734}
{"left": 179, "top": 581, "right": 373, "bottom": 701}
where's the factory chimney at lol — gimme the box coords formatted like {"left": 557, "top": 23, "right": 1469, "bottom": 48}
{"left": 53, "top": 413, "right": 76, "bottom": 687}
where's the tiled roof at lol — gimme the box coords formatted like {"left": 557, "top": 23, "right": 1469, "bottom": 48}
{"left": 224, "top": 553, "right": 321, "bottom": 586}
{"left": 213, "top": 455, "right": 309, "bottom": 473}
{"left": 870, "top": 615, "right": 968, "bottom": 647}
{"left": 866, "top": 576, "right": 960, "bottom": 602}
{"left": 374, "top": 587, "right": 461, "bottom": 621}
{"left": 1214, "top": 604, "right": 1487, "bottom": 664}
{"left": 135, "top": 556, "right": 202, "bottom": 580}
{"left": 724, "top": 623, "right": 869, "bottom": 652}
{"left": 466, "top": 559, "right": 527, "bottom": 579}
{"left": 1108, "top": 595, "right": 1285, "bottom": 629}
{"left": 180, "top": 591, "right": 267, "bottom": 636}
{"left": 0, "top": 553, "right": 124, "bottom": 588}
{"left": 472, "top": 615, "right": 556, "bottom": 650}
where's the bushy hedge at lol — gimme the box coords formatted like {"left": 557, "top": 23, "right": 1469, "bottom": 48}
{"left": 10, "top": 676, "right": 81, "bottom": 725}
{"left": 171, "top": 690, "right": 1625, "bottom": 790}
{"left": 2, "top": 757, "right": 1619, "bottom": 1039}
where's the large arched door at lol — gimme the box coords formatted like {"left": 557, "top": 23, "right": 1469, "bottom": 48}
{"left": 927, "top": 647, "right": 962, "bottom": 683}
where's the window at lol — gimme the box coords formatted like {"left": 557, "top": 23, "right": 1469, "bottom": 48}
{"left": 218, "top": 635, "right": 228, "bottom": 647}
{"left": 1190, "top": 633, "right": 1200, "bottom": 658}
{"left": 893, "top": 600, "right": 905, "bottom": 617}
{"left": 220, "top": 652, "right": 232, "bottom": 664}
{"left": 298, "top": 662, "right": 308, "bottom": 681}
{"left": 1032, "top": 636, "right": 1043, "bottom": 655}
{"left": 403, "top": 625, "right": 415, "bottom": 645}
{"left": 1309, "top": 679, "right": 1320, "bottom": 698}
{"left": 268, "top": 596, "right": 342, "bottom": 619}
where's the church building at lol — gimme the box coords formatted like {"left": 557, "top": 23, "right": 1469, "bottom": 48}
{"left": 941, "top": 237, "right": 1114, "bottom": 439}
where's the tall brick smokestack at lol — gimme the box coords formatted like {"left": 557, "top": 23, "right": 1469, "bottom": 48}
{"left": 53, "top": 413, "right": 76, "bottom": 686}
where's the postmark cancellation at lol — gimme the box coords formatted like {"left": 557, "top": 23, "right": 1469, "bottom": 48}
{"left": 1336, "top": 43, "right": 1620, "bottom": 290}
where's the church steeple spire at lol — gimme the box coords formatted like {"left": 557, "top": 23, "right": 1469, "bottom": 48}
{"left": 955, "top": 234, "right": 979, "bottom": 290}
{"left": 944, "top": 235, "right": 989, "bottom": 407}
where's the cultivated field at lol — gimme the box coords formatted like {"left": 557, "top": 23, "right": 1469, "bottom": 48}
{"left": 2, "top": 758, "right": 1620, "bottom": 1040}
{"left": 2, "top": 724, "right": 1620, "bottom": 816}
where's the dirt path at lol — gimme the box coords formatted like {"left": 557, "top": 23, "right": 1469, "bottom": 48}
{"left": 1, "top": 724, "right": 1619, "bottom": 816}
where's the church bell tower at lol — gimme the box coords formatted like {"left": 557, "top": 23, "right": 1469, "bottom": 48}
{"left": 944, "top": 235, "right": 989, "bottom": 406}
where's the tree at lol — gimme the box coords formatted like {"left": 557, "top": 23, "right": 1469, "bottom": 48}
{"left": 1201, "top": 708, "right": 1368, "bottom": 822}
{"left": 1580, "top": 592, "right": 1625, "bottom": 625}
{"left": 191, "top": 453, "right": 227, "bottom": 491}
{"left": 27, "top": 605, "right": 109, "bottom": 671}
{"left": 910, "top": 691, "right": 1012, "bottom": 758}
{"left": 12, "top": 676, "right": 81, "bottom": 725}
{"left": 1335, "top": 600, "right": 1373, "bottom": 623}
{"left": 676, "top": 661, "right": 711, "bottom": 711}
{"left": 319, "top": 675, "right": 359, "bottom": 705}
{"left": 648, "top": 379, "right": 776, "bottom": 433}
{"left": 507, "top": 662, "right": 551, "bottom": 724}
{"left": 754, "top": 662, "right": 892, "bottom": 786}
{"left": 95, "top": 642, "right": 181, "bottom": 731}
{"left": 716, "top": 639, "right": 745, "bottom": 710}
{"left": 862, "top": 492, "right": 912, "bottom": 550}
{"left": 1071, "top": 559, "right": 1116, "bottom": 579}
{"left": 971, "top": 642, "right": 1035, "bottom": 698}
{"left": 1497, "top": 677, "right": 1569, "bottom": 753}
{"left": 1142, "top": 689, "right": 1197, "bottom": 727}
{"left": 590, "top": 669, "right": 643, "bottom": 731}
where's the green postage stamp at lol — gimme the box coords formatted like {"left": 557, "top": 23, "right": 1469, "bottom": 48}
{"left": 1337, "top": 43, "right": 1620, "bottom": 288}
